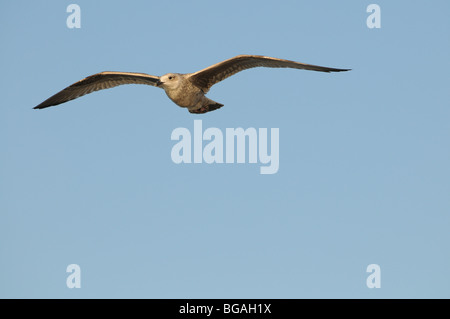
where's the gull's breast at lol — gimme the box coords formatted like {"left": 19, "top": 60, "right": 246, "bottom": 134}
{"left": 165, "top": 81, "right": 204, "bottom": 108}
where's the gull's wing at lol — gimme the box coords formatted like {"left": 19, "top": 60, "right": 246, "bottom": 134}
{"left": 34, "top": 71, "right": 160, "bottom": 109}
{"left": 188, "top": 55, "right": 350, "bottom": 92}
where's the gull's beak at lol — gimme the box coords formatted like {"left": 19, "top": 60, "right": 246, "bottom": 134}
{"left": 156, "top": 79, "right": 163, "bottom": 87}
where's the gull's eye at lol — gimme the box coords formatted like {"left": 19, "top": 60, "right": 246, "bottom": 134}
{"left": 169, "top": 76, "right": 174, "bottom": 80}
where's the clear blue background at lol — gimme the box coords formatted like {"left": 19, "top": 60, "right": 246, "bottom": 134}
{"left": 1, "top": 0, "right": 449, "bottom": 298}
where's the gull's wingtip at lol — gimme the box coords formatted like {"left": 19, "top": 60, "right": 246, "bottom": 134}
{"left": 324, "top": 69, "right": 351, "bottom": 73}
{"left": 34, "top": 99, "right": 62, "bottom": 109}
{"left": 332, "top": 68, "right": 351, "bottom": 72}
{"left": 33, "top": 102, "right": 55, "bottom": 109}
{"left": 33, "top": 103, "right": 47, "bottom": 110}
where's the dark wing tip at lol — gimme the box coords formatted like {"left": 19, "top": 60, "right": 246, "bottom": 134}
{"left": 325, "top": 68, "right": 351, "bottom": 73}
{"left": 33, "top": 103, "right": 47, "bottom": 110}
{"left": 33, "top": 100, "right": 60, "bottom": 109}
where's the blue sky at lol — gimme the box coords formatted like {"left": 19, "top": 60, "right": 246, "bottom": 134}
{"left": 1, "top": 1, "right": 449, "bottom": 298}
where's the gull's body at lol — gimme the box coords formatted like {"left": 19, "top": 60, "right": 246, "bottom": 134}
{"left": 34, "top": 55, "right": 350, "bottom": 114}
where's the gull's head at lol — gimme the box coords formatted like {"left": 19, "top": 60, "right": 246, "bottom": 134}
{"left": 157, "top": 73, "right": 182, "bottom": 90}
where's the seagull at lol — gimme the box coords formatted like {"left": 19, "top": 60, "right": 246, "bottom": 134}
{"left": 34, "top": 55, "right": 350, "bottom": 114}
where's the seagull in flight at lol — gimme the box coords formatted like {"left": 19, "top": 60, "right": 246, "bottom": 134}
{"left": 34, "top": 55, "right": 350, "bottom": 114}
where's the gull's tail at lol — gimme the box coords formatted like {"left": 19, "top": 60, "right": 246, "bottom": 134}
{"left": 188, "top": 98, "right": 224, "bottom": 114}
